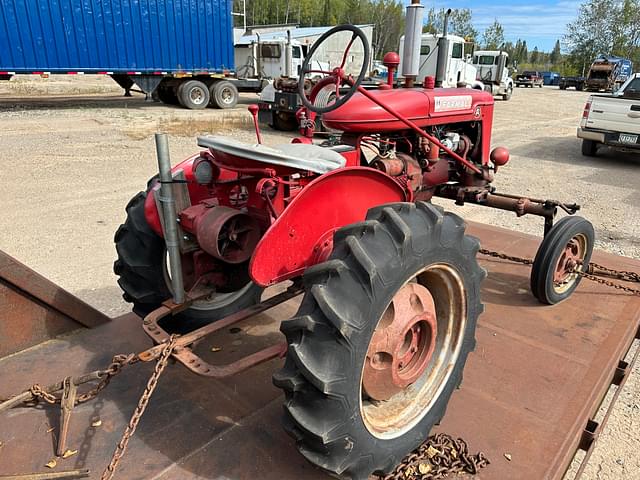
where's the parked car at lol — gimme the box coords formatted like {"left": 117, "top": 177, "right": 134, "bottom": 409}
{"left": 577, "top": 73, "right": 640, "bottom": 156}
{"left": 515, "top": 71, "right": 544, "bottom": 88}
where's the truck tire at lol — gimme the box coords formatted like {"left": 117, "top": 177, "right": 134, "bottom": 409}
{"left": 114, "top": 188, "right": 263, "bottom": 329}
{"left": 530, "top": 216, "right": 594, "bottom": 305}
{"left": 581, "top": 139, "right": 598, "bottom": 157}
{"left": 157, "top": 85, "right": 180, "bottom": 105}
{"left": 210, "top": 80, "right": 239, "bottom": 109}
{"left": 177, "top": 80, "right": 210, "bottom": 110}
{"left": 559, "top": 84, "right": 566, "bottom": 90}
{"left": 502, "top": 85, "right": 513, "bottom": 101}
{"left": 576, "top": 83, "right": 584, "bottom": 91}
{"left": 274, "top": 202, "right": 484, "bottom": 479}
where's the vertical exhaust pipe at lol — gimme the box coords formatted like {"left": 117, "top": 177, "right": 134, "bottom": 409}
{"left": 435, "top": 8, "right": 452, "bottom": 88}
{"left": 285, "top": 29, "right": 293, "bottom": 77}
{"left": 256, "top": 33, "right": 262, "bottom": 78}
{"left": 401, "top": 0, "right": 424, "bottom": 88}
{"left": 155, "top": 133, "right": 185, "bottom": 305}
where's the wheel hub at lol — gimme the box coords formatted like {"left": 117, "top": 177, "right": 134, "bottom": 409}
{"left": 554, "top": 238, "right": 582, "bottom": 284}
{"left": 363, "top": 283, "right": 437, "bottom": 401}
{"left": 191, "top": 88, "right": 205, "bottom": 104}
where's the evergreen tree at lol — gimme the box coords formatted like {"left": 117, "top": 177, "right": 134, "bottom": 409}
{"left": 550, "top": 40, "right": 561, "bottom": 64}
{"left": 483, "top": 19, "right": 505, "bottom": 50}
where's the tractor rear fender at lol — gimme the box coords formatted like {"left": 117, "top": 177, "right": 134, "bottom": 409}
{"left": 249, "top": 167, "right": 408, "bottom": 287}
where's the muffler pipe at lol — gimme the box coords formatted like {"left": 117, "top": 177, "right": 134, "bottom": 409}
{"left": 401, "top": 0, "right": 424, "bottom": 88}
{"left": 155, "top": 133, "right": 185, "bottom": 304}
{"left": 435, "top": 8, "right": 452, "bottom": 87}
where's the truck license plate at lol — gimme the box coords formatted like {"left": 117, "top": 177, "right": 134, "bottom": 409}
{"left": 619, "top": 133, "right": 638, "bottom": 144}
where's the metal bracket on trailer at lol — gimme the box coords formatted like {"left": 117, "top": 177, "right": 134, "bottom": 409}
{"left": 138, "top": 284, "right": 303, "bottom": 377}
{"left": 573, "top": 325, "right": 640, "bottom": 478}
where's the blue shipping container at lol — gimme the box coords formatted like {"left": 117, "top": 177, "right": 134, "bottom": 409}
{"left": 0, "top": 0, "right": 234, "bottom": 73}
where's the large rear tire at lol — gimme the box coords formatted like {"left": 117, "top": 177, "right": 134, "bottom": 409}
{"left": 274, "top": 202, "right": 485, "bottom": 479}
{"left": 114, "top": 189, "right": 262, "bottom": 328}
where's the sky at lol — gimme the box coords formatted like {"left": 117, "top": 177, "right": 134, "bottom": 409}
{"left": 427, "top": 0, "right": 583, "bottom": 51}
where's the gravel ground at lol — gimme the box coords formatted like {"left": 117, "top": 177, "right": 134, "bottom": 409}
{"left": 0, "top": 75, "right": 638, "bottom": 479}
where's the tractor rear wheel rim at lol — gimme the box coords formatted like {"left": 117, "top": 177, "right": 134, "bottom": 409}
{"left": 362, "top": 283, "right": 437, "bottom": 401}
{"left": 553, "top": 233, "right": 588, "bottom": 294}
{"left": 360, "top": 264, "right": 466, "bottom": 439}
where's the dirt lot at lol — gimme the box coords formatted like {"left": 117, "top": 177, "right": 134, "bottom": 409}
{"left": 1, "top": 75, "right": 639, "bottom": 479}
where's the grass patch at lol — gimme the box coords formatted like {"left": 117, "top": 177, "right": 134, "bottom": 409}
{"left": 124, "top": 114, "right": 253, "bottom": 140}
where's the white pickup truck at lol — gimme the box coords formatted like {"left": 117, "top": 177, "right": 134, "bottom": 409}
{"left": 578, "top": 73, "right": 640, "bottom": 156}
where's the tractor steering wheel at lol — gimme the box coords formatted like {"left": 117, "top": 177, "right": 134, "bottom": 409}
{"left": 299, "top": 24, "right": 371, "bottom": 114}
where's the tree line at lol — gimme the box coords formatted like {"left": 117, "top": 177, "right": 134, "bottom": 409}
{"left": 564, "top": 0, "right": 640, "bottom": 75}
{"left": 234, "top": 0, "right": 640, "bottom": 76}
{"left": 233, "top": 0, "right": 404, "bottom": 59}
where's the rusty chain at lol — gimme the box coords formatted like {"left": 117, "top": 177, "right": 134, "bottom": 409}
{"left": 479, "top": 248, "right": 640, "bottom": 296}
{"left": 24, "top": 354, "right": 139, "bottom": 407}
{"left": 380, "top": 433, "right": 490, "bottom": 480}
{"left": 100, "top": 335, "right": 177, "bottom": 480}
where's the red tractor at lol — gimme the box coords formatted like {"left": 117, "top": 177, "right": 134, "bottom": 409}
{"left": 114, "top": 24, "right": 594, "bottom": 479}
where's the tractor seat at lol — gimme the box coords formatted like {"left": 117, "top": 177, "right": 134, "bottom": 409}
{"left": 197, "top": 136, "right": 346, "bottom": 174}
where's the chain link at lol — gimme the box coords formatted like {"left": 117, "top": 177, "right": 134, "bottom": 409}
{"left": 478, "top": 248, "right": 533, "bottom": 266}
{"left": 24, "top": 354, "right": 139, "bottom": 407}
{"left": 380, "top": 433, "right": 490, "bottom": 480}
{"left": 100, "top": 335, "right": 177, "bottom": 480}
{"left": 479, "top": 249, "right": 640, "bottom": 296}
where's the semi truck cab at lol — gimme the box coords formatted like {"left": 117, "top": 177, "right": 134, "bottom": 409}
{"left": 398, "top": 34, "right": 483, "bottom": 90}
{"left": 472, "top": 50, "right": 514, "bottom": 100}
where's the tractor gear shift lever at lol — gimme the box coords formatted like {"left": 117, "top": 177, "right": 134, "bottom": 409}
{"left": 248, "top": 104, "right": 263, "bottom": 144}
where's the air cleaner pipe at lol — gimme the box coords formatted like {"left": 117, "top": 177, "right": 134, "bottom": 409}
{"left": 155, "top": 133, "right": 185, "bottom": 305}
{"left": 401, "top": 0, "right": 424, "bottom": 88}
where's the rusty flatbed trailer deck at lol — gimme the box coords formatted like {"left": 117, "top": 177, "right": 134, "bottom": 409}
{"left": 1, "top": 223, "right": 639, "bottom": 479}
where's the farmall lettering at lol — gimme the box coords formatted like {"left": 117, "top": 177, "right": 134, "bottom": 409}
{"left": 434, "top": 95, "right": 473, "bottom": 112}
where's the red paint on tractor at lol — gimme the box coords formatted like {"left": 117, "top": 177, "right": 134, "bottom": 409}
{"left": 144, "top": 152, "right": 243, "bottom": 236}
{"left": 249, "top": 167, "right": 407, "bottom": 287}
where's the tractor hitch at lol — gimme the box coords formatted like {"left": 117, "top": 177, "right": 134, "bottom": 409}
{"left": 138, "top": 284, "right": 303, "bottom": 377}
{"left": 435, "top": 185, "right": 581, "bottom": 235}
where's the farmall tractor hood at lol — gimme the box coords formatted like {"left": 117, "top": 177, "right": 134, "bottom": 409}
{"left": 322, "top": 87, "right": 494, "bottom": 132}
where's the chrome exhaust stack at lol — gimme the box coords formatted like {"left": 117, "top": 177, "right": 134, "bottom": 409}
{"left": 401, "top": 0, "right": 424, "bottom": 88}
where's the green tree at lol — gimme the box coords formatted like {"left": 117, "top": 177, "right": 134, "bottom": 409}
{"left": 550, "top": 39, "right": 561, "bottom": 64}
{"left": 423, "top": 8, "right": 478, "bottom": 43}
{"left": 483, "top": 19, "right": 504, "bottom": 50}
{"left": 530, "top": 46, "right": 540, "bottom": 64}
{"left": 564, "top": 0, "right": 620, "bottom": 74}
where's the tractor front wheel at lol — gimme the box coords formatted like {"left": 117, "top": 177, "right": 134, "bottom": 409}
{"left": 530, "top": 215, "right": 594, "bottom": 305}
{"left": 114, "top": 189, "right": 263, "bottom": 328}
{"left": 274, "top": 202, "right": 485, "bottom": 479}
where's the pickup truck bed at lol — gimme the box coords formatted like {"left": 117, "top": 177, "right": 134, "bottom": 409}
{"left": 578, "top": 74, "right": 640, "bottom": 156}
